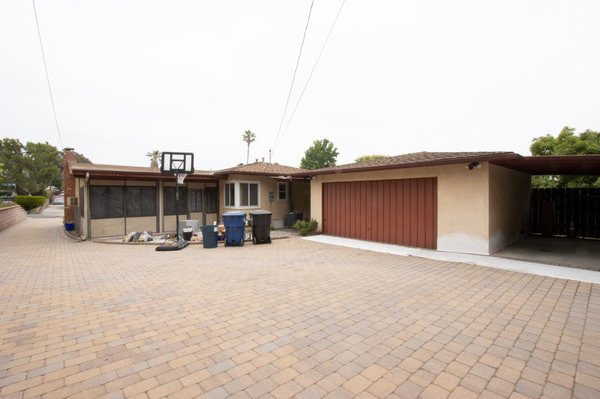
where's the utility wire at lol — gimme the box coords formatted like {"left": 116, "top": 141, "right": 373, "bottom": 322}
{"left": 32, "top": 0, "right": 63, "bottom": 150}
{"left": 272, "top": 0, "right": 315, "bottom": 156}
{"left": 281, "top": 0, "right": 347, "bottom": 138}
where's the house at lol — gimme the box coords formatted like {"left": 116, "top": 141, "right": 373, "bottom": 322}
{"left": 62, "top": 150, "right": 309, "bottom": 238}
{"left": 212, "top": 161, "right": 310, "bottom": 228}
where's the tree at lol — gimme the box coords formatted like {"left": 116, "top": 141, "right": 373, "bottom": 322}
{"left": 530, "top": 126, "right": 600, "bottom": 188}
{"left": 0, "top": 138, "right": 61, "bottom": 195}
{"left": 300, "top": 139, "right": 339, "bottom": 170}
{"left": 242, "top": 130, "right": 256, "bottom": 164}
{"left": 146, "top": 150, "right": 161, "bottom": 168}
{"left": 355, "top": 154, "right": 386, "bottom": 163}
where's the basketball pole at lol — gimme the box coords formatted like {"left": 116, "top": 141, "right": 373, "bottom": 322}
{"left": 175, "top": 173, "right": 180, "bottom": 240}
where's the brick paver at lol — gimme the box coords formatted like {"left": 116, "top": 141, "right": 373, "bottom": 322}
{"left": 1, "top": 216, "right": 599, "bottom": 398}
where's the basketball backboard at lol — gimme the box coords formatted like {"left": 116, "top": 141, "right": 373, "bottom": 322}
{"left": 160, "top": 152, "right": 194, "bottom": 174}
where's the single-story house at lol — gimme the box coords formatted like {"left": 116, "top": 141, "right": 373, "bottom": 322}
{"left": 63, "top": 150, "right": 310, "bottom": 239}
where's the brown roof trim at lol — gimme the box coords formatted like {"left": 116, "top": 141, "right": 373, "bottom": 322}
{"left": 70, "top": 163, "right": 218, "bottom": 181}
{"left": 294, "top": 152, "right": 522, "bottom": 176}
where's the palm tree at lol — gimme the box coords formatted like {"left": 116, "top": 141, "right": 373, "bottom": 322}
{"left": 146, "top": 150, "right": 161, "bottom": 169}
{"left": 242, "top": 130, "right": 256, "bottom": 164}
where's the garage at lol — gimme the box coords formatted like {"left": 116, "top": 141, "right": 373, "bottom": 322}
{"left": 322, "top": 178, "right": 437, "bottom": 249}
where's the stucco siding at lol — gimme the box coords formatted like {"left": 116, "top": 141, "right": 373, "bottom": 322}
{"left": 489, "top": 164, "right": 531, "bottom": 253}
{"left": 126, "top": 216, "right": 157, "bottom": 234}
{"left": 91, "top": 218, "right": 125, "bottom": 237}
{"left": 220, "top": 175, "right": 291, "bottom": 226}
{"left": 310, "top": 163, "right": 492, "bottom": 255}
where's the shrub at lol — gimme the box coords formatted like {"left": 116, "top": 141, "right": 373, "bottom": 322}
{"left": 293, "top": 219, "right": 318, "bottom": 236}
{"left": 15, "top": 195, "right": 47, "bottom": 211}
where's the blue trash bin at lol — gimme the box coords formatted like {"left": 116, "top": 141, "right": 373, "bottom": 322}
{"left": 201, "top": 225, "right": 218, "bottom": 249}
{"left": 223, "top": 211, "right": 246, "bottom": 246}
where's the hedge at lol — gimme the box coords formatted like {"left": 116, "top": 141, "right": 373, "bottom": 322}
{"left": 15, "top": 196, "right": 47, "bottom": 211}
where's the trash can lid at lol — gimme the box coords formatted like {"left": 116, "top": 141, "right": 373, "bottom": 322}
{"left": 250, "top": 210, "right": 272, "bottom": 215}
{"left": 223, "top": 211, "right": 246, "bottom": 216}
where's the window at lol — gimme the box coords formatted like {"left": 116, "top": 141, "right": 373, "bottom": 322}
{"left": 90, "top": 186, "right": 124, "bottom": 219}
{"left": 163, "top": 187, "right": 188, "bottom": 215}
{"left": 225, "top": 183, "right": 235, "bottom": 207}
{"left": 278, "top": 183, "right": 287, "bottom": 200}
{"left": 189, "top": 189, "right": 203, "bottom": 213}
{"left": 240, "top": 183, "right": 259, "bottom": 207}
{"left": 126, "top": 186, "right": 156, "bottom": 217}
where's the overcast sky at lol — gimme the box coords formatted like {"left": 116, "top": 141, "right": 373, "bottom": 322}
{"left": 1, "top": 1, "right": 599, "bottom": 170}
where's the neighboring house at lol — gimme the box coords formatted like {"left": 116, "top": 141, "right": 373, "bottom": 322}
{"left": 213, "top": 161, "right": 310, "bottom": 229}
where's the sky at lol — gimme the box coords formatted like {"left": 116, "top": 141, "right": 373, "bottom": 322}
{"left": 1, "top": 1, "right": 599, "bottom": 171}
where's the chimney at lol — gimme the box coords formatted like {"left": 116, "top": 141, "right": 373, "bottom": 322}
{"left": 63, "top": 148, "right": 77, "bottom": 225}
{"left": 262, "top": 157, "right": 264, "bottom": 162}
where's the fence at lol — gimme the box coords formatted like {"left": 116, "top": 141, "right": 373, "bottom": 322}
{"left": 531, "top": 188, "right": 600, "bottom": 239}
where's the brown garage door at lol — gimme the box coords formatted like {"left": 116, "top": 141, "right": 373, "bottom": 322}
{"left": 322, "top": 178, "right": 437, "bottom": 249}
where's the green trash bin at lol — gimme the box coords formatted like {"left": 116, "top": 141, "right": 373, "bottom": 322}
{"left": 201, "top": 225, "right": 218, "bottom": 248}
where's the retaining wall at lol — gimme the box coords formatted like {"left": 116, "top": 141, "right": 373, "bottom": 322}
{"left": 0, "top": 205, "right": 27, "bottom": 232}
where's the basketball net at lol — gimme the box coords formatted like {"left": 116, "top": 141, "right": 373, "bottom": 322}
{"left": 176, "top": 173, "right": 187, "bottom": 185}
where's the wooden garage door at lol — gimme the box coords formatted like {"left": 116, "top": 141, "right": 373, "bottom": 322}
{"left": 323, "top": 178, "right": 437, "bottom": 249}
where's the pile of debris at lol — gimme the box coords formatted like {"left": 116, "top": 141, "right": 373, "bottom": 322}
{"left": 123, "top": 231, "right": 155, "bottom": 243}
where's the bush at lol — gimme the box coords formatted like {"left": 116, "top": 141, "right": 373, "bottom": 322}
{"left": 293, "top": 219, "right": 318, "bottom": 236}
{"left": 15, "top": 195, "right": 47, "bottom": 211}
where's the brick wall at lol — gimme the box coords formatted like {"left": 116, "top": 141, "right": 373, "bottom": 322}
{"left": 0, "top": 205, "right": 26, "bottom": 232}
{"left": 63, "top": 149, "right": 77, "bottom": 224}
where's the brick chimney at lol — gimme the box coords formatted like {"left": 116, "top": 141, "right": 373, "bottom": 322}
{"left": 63, "top": 148, "right": 77, "bottom": 224}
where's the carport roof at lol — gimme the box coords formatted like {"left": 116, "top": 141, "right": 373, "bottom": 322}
{"left": 295, "top": 151, "right": 600, "bottom": 176}
{"left": 492, "top": 154, "right": 600, "bottom": 175}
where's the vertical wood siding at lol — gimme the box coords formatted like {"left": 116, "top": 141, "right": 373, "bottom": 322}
{"left": 322, "top": 178, "right": 437, "bottom": 249}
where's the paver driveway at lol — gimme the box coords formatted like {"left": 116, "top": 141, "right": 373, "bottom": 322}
{"left": 1, "top": 216, "right": 599, "bottom": 399}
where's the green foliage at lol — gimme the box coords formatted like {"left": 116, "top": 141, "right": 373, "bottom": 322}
{"left": 293, "top": 219, "right": 318, "bottom": 236}
{"left": 355, "top": 154, "right": 386, "bottom": 163}
{"left": 0, "top": 139, "right": 67, "bottom": 195}
{"left": 243, "top": 130, "right": 256, "bottom": 164}
{"left": 300, "top": 139, "right": 339, "bottom": 170}
{"left": 530, "top": 127, "right": 600, "bottom": 188}
{"left": 14, "top": 195, "right": 46, "bottom": 211}
{"left": 146, "top": 150, "right": 161, "bottom": 168}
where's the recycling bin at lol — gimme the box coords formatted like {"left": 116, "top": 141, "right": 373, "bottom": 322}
{"left": 201, "top": 225, "right": 218, "bottom": 248}
{"left": 250, "top": 210, "right": 272, "bottom": 244}
{"left": 222, "top": 211, "right": 246, "bottom": 246}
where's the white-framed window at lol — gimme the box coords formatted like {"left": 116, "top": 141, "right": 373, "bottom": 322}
{"left": 225, "top": 183, "right": 235, "bottom": 207}
{"left": 278, "top": 183, "right": 287, "bottom": 200}
{"left": 224, "top": 181, "right": 260, "bottom": 208}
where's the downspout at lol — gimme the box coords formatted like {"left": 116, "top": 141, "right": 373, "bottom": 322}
{"left": 83, "top": 172, "right": 90, "bottom": 240}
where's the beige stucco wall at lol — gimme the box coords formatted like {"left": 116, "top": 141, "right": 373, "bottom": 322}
{"left": 220, "top": 175, "right": 291, "bottom": 226}
{"left": 91, "top": 218, "right": 125, "bottom": 237}
{"left": 126, "top": 216, "right": 157, "bottom": 233}
{"left": 488, "top": 164, "right": 531, "bottom": 253}
{"left": 310, "top": 163, "right": 493, "bottom": 255}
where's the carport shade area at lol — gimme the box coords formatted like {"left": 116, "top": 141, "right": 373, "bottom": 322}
{"left": 322, "top": 178, "right": 437, "bottom": 249}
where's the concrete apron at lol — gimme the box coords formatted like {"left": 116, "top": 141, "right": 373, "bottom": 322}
{"left": 304, "top": 235, "right": 600, "bottom": 285}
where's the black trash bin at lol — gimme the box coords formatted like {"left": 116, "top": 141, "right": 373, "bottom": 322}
{"left": 250, "top": 210, "right": 272, "bottom": 244}
{"left": 223, "top": 211, "right": 246, "bottom": 246}
{"left": 182, "top": 227, "right": 193, "bottom": 241}
{"left": 201, "top": 225, "right": 218, "bottom": 249}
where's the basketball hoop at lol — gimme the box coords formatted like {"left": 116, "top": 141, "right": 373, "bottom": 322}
{"left": 176, "top": 173, "right": 187, "bottom": 185}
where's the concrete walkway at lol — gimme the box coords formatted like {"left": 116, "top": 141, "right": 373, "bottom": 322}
{"left": 1, "top": 213, "right": 599, "bottom": 398}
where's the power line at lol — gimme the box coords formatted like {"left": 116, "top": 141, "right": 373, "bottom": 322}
{"left": 281, "top": 0, "right": 347, "bottom": 138}
{"left": 32, "top": 0, "right": 64, "bottom": 150}
{"left": 272, "top": 0, "right": 315, "bottom": 156}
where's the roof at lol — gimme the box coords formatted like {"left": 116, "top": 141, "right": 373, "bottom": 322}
{"left": 69, "top": 163, "right": 216, "bottom": 180}
{"left": 296, "top": 151, "right": 520, "bottom": 176}
{"left": 492, "top": 154, "right": 600, "bottom": 175}
{"left": 213, "top": 161, "right": 307, "bottom": 177}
